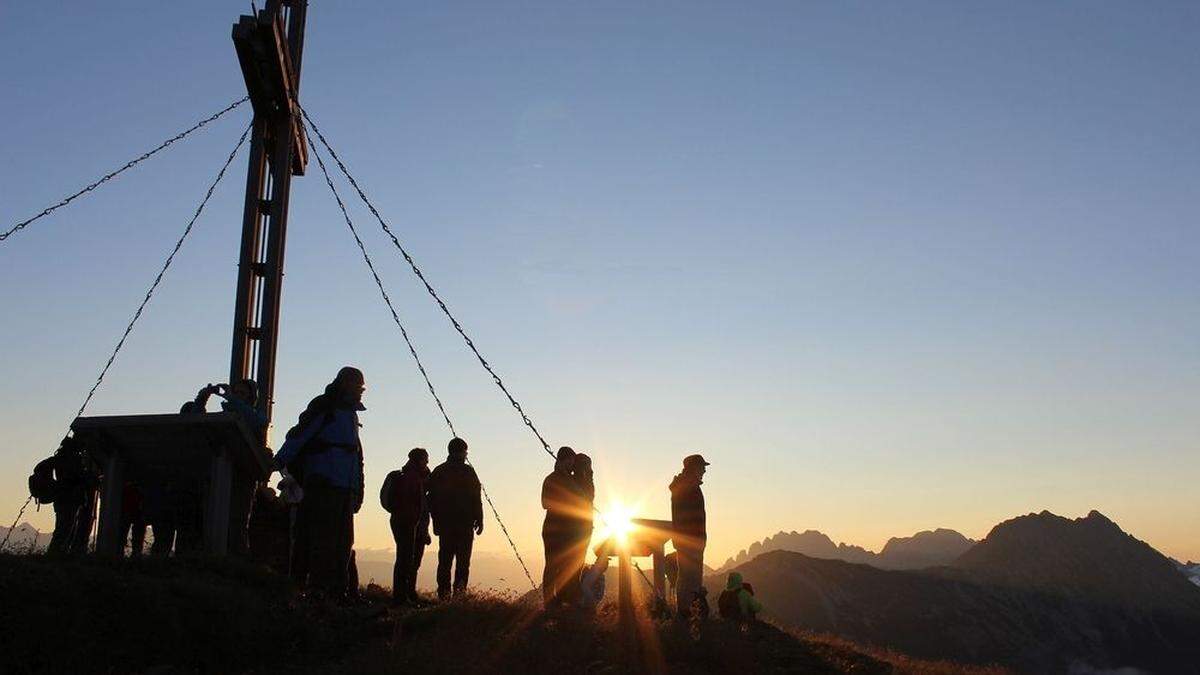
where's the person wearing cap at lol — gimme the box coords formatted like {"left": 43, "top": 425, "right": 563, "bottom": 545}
{"left": 541, "top": 446, "right": 585, "bottom": 608}
{"left": 427, "top": 437, "right": 483, "bottom": 599}
{"left": 381, "top": 447, "right": 432, "bottom": 605}
{"left": 670, "top": 453, "right": 710, "bottom": 618}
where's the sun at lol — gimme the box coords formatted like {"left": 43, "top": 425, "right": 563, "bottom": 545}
{"left": 597, "top": 502, "right": 638, "bottom": 548}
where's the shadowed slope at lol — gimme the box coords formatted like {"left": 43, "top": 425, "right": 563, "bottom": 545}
{"left": 953, "top": 510, "right": 1200, "bottom": 611}
{"left": 0, "top": 553, "right": 998, "bottom": 674}
{"left": 710, "top": 513, "right": 1200, "bottom": 674}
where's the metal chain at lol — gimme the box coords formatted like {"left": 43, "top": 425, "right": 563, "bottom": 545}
{"left": 477, "top": 480, "right": 539, "bottom": 592}
{"left": 71, "top": 122, "right": 252, "bottom": 424}
{"left": 299, "top": 107, "right": 557, "bottom": 461}
{"left": 0, "top": 495, "right": 34, "bottom": 552}
{"left": 0, "top": 121, "right": 251, "bottom": 554}
{"left": 2, "top": 97, "right": 249, "bottom": 244}
{"left": 303, "top": 123, "right": 456, "bottom": 436}
{"left": 301, "top": 108, "right": 619, "bottom": 589}
{"left": 304, "top": 121, "right": 538, "bottom": 592}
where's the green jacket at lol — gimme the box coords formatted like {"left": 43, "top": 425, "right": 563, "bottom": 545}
{"left": 725, "top": 572, "right": 762, "bottom": 617}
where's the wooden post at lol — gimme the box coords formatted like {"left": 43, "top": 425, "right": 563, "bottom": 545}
{"left": 618, "top": 548, "right": 634, "bottom": 627}
{"left": 95, "top": 452, "right": 125, "bottom": 557}
{"left": 205, "top": 451, "right": 232, "bottom": 555}
{"left": 229, "top": 0, "right": 308, "bottom": 429}
{"left": 651, "top": 546, "right": 666, "bottom": 601}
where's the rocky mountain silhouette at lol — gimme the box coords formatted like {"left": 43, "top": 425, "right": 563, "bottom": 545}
{"left": 0, "top": 523, "right": 50, "bottom": 553}
{"left": 708, "top": 510, "right": 1200, "bottom": 673}
{"left": 720, "top": 527, "right": 973, "bottom": 572}
{"left": 878, "top": 528, "right": 975, "bottom": 569}
{"left": 953, "top": 510, "right": 1198, "bottom": 612}
{"left": 1178, "top": 561, "right": 1200, "bottom": 587}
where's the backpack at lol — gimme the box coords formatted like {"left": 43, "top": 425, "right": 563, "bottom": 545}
{"left": 717, "top": 588, "right": 740, "bottom": 619}
{"left": 29, "top": 457, "right": 58, "bottom": 505}
{"left": 379, "top": 470, "right": 401, "bottom": 513}
{"left": 282, "top": 409, "right": 336, "bottom": 479}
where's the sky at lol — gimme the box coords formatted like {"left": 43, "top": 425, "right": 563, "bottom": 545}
{"left": 1, "top": 1, "right": 1197, "bottom": 575}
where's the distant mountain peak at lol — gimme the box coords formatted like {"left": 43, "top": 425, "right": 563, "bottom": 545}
{"left": 954, "top": 509, "right": 1200, "bottom": 611}
{"left": 722, "top": 526, "right": 974, "bottom": 572}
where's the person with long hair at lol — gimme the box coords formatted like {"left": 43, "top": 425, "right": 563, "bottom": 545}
{"left": 541, "top": 446, "right": 587, "bottom": 608}
{"left": 274, "top": 366, "right": 367, "bottom": 600}
{"left": 564, "top": 453, "right": 595, "bottom": 605}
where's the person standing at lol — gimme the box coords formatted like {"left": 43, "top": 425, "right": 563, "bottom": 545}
{"left": 426, "top": 438, "right": 483, "bottom": 600}
{"left": 670, "top": 453, "right": 709, "bottom": 619}
{"left": 186, "top": 379, "right": 268, "bottom": 555}
{"left": 565, "top": 453, "right": 595, "bottom": 605}
{"left": 541, "top": 446, "right": 582, "bottom": 608}
{"left": 274, "top": 366, "right": 367, "bottom": 600}
{"left": 381, "top": 447, "right": 432, "bottom": 605}
{"left": 43, "top": 437, "right": 98, "bottom": 556}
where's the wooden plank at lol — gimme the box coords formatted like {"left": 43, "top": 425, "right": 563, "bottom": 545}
{"left": 72, "top": 412, "right": 271, "bottom": 480}
{"left": 231, "top": 13, "right": 307, "bottom": 175}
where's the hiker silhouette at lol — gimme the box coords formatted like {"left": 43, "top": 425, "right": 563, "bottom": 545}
{"left": 427, "top": 437, "right": 483, "bottom": 599}
{"left": 670, "top": 453, "right": 709, "bottom": 618}
{"left": 39, "top": 436, "right": 98, "bottom": 556}
{"left": 541, "top": 446, "right": 591, "bottom": 608}
{"left": 381, "top": 447, "right": 432, "bottom": 605}
{"left": 274, "top": 366, "right": 367, "bottom": 599}
{"left": 183, "top": 379, "right": 267, "bottom": 556}
{"left": 565, "top": 453, "right": 595, "bottom": 605}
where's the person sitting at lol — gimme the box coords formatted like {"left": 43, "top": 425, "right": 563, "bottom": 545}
{"left": 717, "top": 572, "right": 762, "bottom": 623}
{"left": 580, "top": 542, "right": 613, "bottom": 611}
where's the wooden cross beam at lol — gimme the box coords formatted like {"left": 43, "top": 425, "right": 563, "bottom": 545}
{"left": 232, "top": 2, "right": 307, "bottom": 175}
{"left": 228, "top": 0, "right": 308, "bottom": 430}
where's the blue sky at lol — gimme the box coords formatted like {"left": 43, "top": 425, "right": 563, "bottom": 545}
{"left": 2, "top": 1, "right": 1197, "bottom": 565}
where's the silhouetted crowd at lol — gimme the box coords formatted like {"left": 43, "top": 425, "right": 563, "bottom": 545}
{"left": 29, "top": 364, "right": 764, "bottom": 623}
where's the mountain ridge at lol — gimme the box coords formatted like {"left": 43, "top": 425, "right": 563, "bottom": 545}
{"left": 708, "top": 509, "right": 1200, "bottom": 673}
{"left": 720, "top": 526, "right": 975, "bottom": 572}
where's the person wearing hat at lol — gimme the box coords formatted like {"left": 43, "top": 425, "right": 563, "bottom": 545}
{"left": 380, "top": 447, "right": 432, "bottom": 605}
{"left": 541, "top": 446, "right": 585, "bottom": 608}
{"left": 670, "top": 453, "right": 710, "bottom": 618}
{"left": 427, "top": 437, "right": 483, "bottom": 599}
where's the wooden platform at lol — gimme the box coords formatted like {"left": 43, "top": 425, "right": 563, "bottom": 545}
{"left": 71, "top": 412, "right": 271, "bottom": 557}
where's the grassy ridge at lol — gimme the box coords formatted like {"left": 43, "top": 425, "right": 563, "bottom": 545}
{"left": 0, "top": 554, "right": 1004, "bottom": 674}
{"left": 341, "top": 593, "right": 1007, "bottom": 674}
{"left": 0, "top": 554, "right": 384, "bottom": 674}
